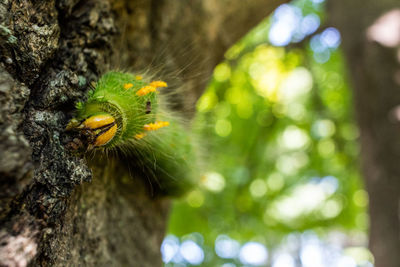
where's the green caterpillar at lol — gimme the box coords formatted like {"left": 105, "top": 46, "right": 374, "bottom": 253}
{"left": 66, "top": 71, "right": 196, "bottom": 196}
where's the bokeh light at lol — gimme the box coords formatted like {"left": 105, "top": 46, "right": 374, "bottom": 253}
{"left": 239, "top": 242, "right": 268, "bottom": 266}
{"left": 179, "top": 240, "right": 204, "bottom": 265}
{"left": 215, "top": 235, "right": 240, "bottom": 259}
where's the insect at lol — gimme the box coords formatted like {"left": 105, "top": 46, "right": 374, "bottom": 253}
{"left": 66, "top": 71, "right": 196, "bottom": 195}
{"left": 146, "top": 101, "right": 151, "bottom": 114}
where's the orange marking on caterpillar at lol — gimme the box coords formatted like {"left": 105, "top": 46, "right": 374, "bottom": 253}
{"left": 134, "top": 133, "right": 146, "bottom": 139}
{"left": 143, "top": 121, "right": 170, "bottom": 131}
{"left": 136, "top": 85, "right": 157, "bottom": 96}
{"left": 149, "top": 81, "right": 167, "bottom": 88}
{"left": 123, "top": 83, "right": 133, "bottom": 90}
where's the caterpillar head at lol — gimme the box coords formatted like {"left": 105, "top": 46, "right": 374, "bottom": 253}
{"left": 66, "top": 113, "right": 118, "bottom": 151}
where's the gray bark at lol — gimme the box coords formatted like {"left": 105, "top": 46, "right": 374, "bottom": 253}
{"left": 0, "top": 0, "right": 285, "bottom": 266}
{"left": 329, "top": 1, "right": 400, "bottom": 266}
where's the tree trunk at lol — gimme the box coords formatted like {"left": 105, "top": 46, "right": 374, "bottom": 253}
{"left": 0, "top": 1, "right": 284, "bottom": 266}
{"left": 329, "top": 1, "right": 400, "bottom": 266}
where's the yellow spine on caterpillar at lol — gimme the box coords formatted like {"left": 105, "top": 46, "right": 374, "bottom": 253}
{"left": 123, "top": 83, "right": 133, "bottom": 90}
{"left": 136, "top": 85, "right": 157, "bottom": 96}
{"left": 134, "top": 132, "right": 146, "bottom": 139}
{"left": 149, "top": 81, "right": 168, "bottom": 88}
{"left": 143, "top": 121, "right": 170, "bottom": 131}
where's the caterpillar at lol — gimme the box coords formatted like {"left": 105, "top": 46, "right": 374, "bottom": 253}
{"left": 66, "top": 71, "right": 196, "bottom": 196}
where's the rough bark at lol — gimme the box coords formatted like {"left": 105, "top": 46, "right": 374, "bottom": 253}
{"left": 328, "top": 1, "right": 400, "bottom": 266}
{"left": 0, "top": 0, "right": 285, "bottom": 266}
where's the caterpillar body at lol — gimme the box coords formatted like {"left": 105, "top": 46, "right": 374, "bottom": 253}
{"left": 66, "top": 71, "right": 196, "bottom": 196}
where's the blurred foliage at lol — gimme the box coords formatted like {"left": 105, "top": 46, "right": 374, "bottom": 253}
{"left": 164, "top": 0, "right": 371, "bottom": 266}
